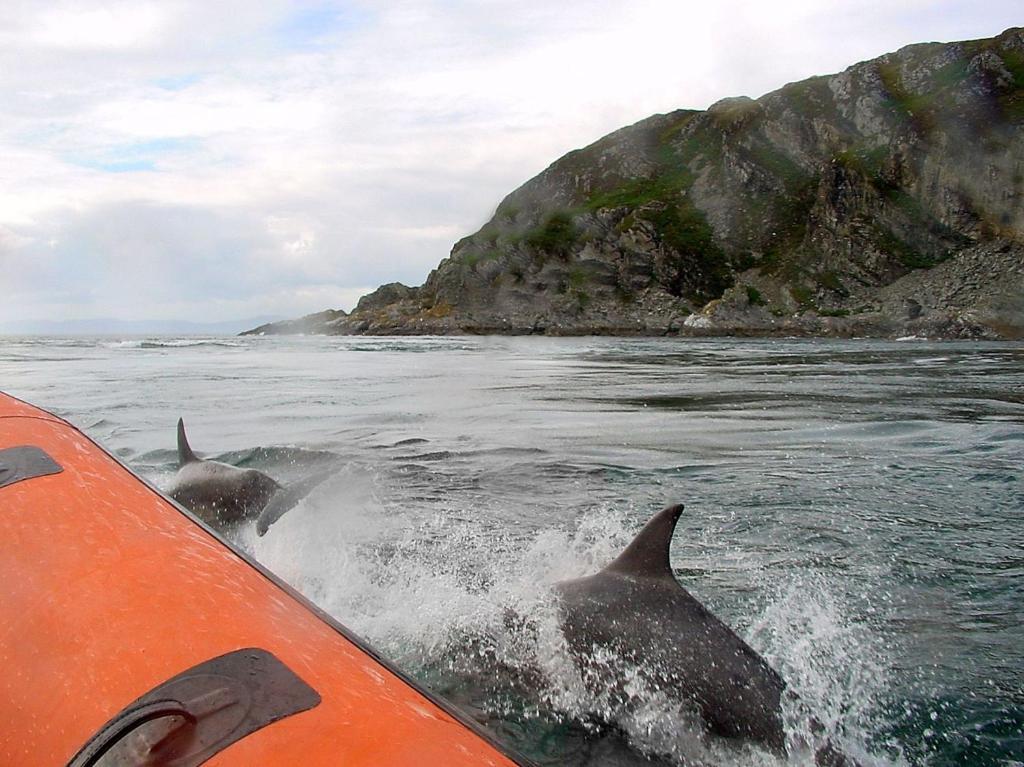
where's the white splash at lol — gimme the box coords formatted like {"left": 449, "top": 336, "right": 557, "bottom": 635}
{"left": 246, "top": 497, "right": 901, "bottom": 766}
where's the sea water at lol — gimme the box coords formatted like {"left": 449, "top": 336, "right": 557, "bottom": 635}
{"left": 2, "top": 335, "right": 1021, "bottom": 765}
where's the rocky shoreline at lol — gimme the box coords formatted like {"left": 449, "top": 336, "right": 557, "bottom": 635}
{"left": 245, "top": 239, "right": 1024, "bottom": 340}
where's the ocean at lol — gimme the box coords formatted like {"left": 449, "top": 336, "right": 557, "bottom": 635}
{"left": 2, "top": 334, "right": 1022, "bottom": 766}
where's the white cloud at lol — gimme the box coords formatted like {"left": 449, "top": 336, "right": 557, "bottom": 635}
{"left": 30, "top": 3, "right": 169, "bottom": 50}
{"left": 0, "top": 0, "right": 1020, "bottom": 323}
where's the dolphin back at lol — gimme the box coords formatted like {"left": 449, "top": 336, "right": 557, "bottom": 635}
{"left": 176, "top": 418, "right": 199, "bottom": 466}
{"left": 555, "top": 503, "right": 789, "bottom": 754}
{"left": 556, "top": 504, "right": 860, "bottom": 765}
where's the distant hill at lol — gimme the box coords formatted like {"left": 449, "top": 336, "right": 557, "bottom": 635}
{"left": 249, "top": 27, "right": 1024, "bottom": 340}
{"left": 2, "top": 316, "right": 284, "bottom": 336}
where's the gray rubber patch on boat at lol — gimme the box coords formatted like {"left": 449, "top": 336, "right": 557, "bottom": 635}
{"left": 0, "top": 445, "right": 63, "bottom": 489}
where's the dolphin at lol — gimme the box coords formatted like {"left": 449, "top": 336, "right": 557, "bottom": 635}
{"left": 167, "top": 418, "right": 282, "bottom": 529}
{"left": 553, "top": 504, "right": 856, "bottom": 766}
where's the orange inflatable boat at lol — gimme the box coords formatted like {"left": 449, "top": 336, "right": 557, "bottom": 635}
{"left": 0, "top": 392, "right": 527, "bottom": 766}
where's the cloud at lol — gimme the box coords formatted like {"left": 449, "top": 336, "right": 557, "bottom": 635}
{"left": 29, "top": 3, "right": 168, "bottom": 50}
{"left": 0, "top": 0, "right": 1021, "bottom": 323}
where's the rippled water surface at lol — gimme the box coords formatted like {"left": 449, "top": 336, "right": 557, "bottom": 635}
{"left": 3, "top": 335, "right": 1022, "bottom": 766}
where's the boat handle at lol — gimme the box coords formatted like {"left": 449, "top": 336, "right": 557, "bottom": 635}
{"left": 67, "top": 648, "right": 320, "bottom": 767}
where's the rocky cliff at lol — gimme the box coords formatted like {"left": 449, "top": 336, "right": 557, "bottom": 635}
{"left": 246, "top": 28, "right": 1024, "bottom": 339}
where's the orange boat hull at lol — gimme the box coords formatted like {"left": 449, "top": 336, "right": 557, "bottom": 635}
{"left": 0, "top": 393, "right": 523, "bottom": 766}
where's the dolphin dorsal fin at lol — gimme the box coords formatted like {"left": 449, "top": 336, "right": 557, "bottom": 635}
{"left": 177, "top": 418, "right": 199, "bottom": 466}
{"left": 604, "top": 504, "right": 684, "bottom": 579}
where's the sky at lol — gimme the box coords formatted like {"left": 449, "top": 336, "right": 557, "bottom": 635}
{"left": 0, "top": 1, "right": 1020, "bottom": 325}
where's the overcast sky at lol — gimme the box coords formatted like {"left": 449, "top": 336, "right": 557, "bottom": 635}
{"left": 0, "top": 1, "right": 1019, "bottom": 324}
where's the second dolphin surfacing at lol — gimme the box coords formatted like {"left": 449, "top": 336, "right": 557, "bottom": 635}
{"left": 168, "top": 418, "right": 338, "bottom": 535}
{"left": 168, "top": 418, "right": 281, "bottom": 528}
{"left": 553, "top": 504, "right": 857, "bottom": 766}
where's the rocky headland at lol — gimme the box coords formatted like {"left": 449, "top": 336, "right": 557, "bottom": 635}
{"left": 245, "top": 28, "right": 1024, "bottom": 340}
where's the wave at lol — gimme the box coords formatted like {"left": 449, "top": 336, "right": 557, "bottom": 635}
{"left": 102, "top": 338, "right": 248, "bottom": 350}
{"left": 333, "top": 338, "right": 484, "bottom": 354}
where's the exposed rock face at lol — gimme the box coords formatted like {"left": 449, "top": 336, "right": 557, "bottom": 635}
{"left": 249, "top": 28, "right": 1024, "bottom": 339}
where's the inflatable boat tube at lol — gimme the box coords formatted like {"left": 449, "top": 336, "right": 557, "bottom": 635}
{"left": 0, "top": 392, "right": 527, "bottom": 766}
